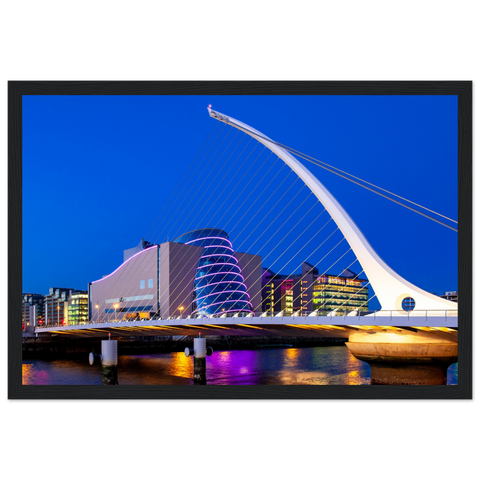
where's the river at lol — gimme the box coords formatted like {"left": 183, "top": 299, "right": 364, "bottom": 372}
{"left": 22, "top": 346, "right": 459, "bottom": 386}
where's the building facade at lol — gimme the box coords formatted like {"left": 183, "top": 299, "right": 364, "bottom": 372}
{"left": 439, "top": 291, "right": 458, "bottom": 302}
{"left": 44, "top": 287, "right": 70, "bottom": 326}
{"left": 22, "top": 293, "right": 44, "bottom": 329}
{"left": 43, "top": 287, "right": 88, "bottom": 326}
{"left": 262, "top": 263, "right": 369, "bottom": 315}
{"left": 89, "top": 229, "right": 262, "bottom": 321}
{"left": 89, "top": 242, "right": 160, "bottom": 322}
{"left": 173, "top": 229, "right": 254, "bottom": 316}
{"left": 66, "top": 291, "right": 89, "bottom": 324}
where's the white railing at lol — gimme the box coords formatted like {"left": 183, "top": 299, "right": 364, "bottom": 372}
{"left": 35, "top": 309, "right": 458, "bottom": 330}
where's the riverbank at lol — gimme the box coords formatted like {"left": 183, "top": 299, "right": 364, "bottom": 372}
{"left": 22, "top": 335, "right": 347, "bottom": 359}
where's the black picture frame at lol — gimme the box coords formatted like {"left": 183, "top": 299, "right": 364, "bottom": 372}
{"left": 9, "top": 81, "right": 472, "bottom": 399}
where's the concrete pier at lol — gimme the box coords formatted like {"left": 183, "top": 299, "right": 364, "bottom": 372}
{"left": 346, "top": 330, "right": 458, "bottom": 385}
{"left": 185, "top": 336, "right": 213, "bottom": 385}
{"left": 101, "top": 339, "right": 118, "bottom": 385}
{"left": 89, "top": 339, "right": 119, "bottom": 385}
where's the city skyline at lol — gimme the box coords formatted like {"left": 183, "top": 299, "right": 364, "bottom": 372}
{"left": 23, "top": 95, "right": 458, "bottom": 311}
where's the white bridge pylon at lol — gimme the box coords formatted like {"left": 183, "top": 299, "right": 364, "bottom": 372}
{"left": 208, "top": 108, "right": 457, "bottom": 314}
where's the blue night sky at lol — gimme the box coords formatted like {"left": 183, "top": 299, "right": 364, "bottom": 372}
{"left": 23, "top": 95, "right": 458, "bottom": 310}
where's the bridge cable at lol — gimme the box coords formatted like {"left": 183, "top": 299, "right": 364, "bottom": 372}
{"left": 89, "top": 121, "right": 227, "bottom": 322}
{"left": 195, "top": 134, "right": 366, "bottom": 316}
{"left": 156, "top": 150, "right": 284, "bottom": 316}
{"left": 164, "top": 124, "right": 364, "bottom": 318}
{"left": 92, "top": 121, "right": 233, "bottom": 322}
{"left": 158, "top": 125, "right": 304, "bottom": 316}
{"left": 290, "top": 151, "right": 458, "bottom": 232}
{"left": 189, "top": 205, "right": 332, "bottom": 316}
{"left": 91, "top": 118, "right": 390, "bottom": 324}
{"left": 167, "top": 171, "right": 306, "bottom": 315}
{"left": 152, "top": 125, "right": 253, "bottom": 313}
{"left": 143, "top": 121, "right": 222, "bottom": 241}
{"left": 225, "top": 122, "right": 458, "bottom": 231}
{"left": 167, "top": 127, "right": 336, "bottom": 316}
{"left": 273, "top": 140, "right": 458, "bottom": 225}
{"left": 163, "top": 150, "right": 293, "bottom": 316}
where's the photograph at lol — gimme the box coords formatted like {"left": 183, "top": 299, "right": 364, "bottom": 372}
{"left": 10, "top": 81, "right": 470, "bottom": 399}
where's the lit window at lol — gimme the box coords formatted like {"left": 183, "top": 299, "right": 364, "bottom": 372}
{"left": 140, "top": 280, "right": 145, "bottom": 289}
{"left": 148, "top": 278, "right": 153, "bottom": 288}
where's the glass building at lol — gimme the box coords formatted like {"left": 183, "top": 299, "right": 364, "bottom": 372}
{"left": 312, "top": 271, "right": 369, "bottom": 314}
{"left": 174, "top": 228, "right": 253, "bottom": 317}
{"left": 66, "top": 291, "right": 89, "bottom": 324}
{"left": 262, "top": 263, "right": 368, "bottom": 315}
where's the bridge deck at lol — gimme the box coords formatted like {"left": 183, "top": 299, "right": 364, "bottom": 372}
{"left": 34, "top": 313, "right": 458, "bottom": 339}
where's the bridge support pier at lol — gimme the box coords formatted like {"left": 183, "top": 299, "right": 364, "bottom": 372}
{"left": 346, "top": 330, "right": 457, "bottom": 385}
{"left": 185, "top": 335, "right": 213, "bottom": 385}
{"left": 89, "top": 338, "right": 118, "bottom": 385}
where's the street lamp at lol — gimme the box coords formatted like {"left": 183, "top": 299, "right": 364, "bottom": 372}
{"left": 95, "top": 304, "right": 99, "bottom": 323}
{"left": 114, "top": 304, "right": 118, "bottom": 322}
{"left": 57, "top": 305, "right": 60, "bottom": 326}
{"left": 179, "top": 306, "right": 184, "bottom": 318}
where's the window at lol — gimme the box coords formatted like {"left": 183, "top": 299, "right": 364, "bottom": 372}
{"left": 402, "top": 297, "right": 415, "bottom": 311}
{"left": 140, "top": 280, "right": 145, "bottom": 289}
{"left": 148, "top": 278, "right": 153, "bottom": 288}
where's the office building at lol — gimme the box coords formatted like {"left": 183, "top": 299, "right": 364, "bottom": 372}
{"left": 22, "top": 293, "right": 44, "bottom": 329}
{"left": 43, "top": 287, "right": 88, "bottom": 326}
{"left": 44, "top": 287, "right": 69, "bottom": 326}
{"left": 66, "top": 291, "right": 89, "bottom": 324}
{"left": 262, "top": 263, "right": 368, "bottom": 315}
{"left": 439, "top": 291, "right": 458, "bottom": 302}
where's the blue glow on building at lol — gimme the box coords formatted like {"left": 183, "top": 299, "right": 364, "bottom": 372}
{"left": 174, "top": 228, "right": 252, "bottom": 316}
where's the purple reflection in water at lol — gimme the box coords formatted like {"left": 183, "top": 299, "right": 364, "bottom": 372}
{"left": 205, "top": 347, "right": 368, "bottom": 385}
{"left": 208, "top": 349, "right": 261, "bottom": 385}
{"left": 21, "top": 347, "right": 459, "bottom": 386}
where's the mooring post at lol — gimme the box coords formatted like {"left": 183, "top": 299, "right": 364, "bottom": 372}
{"left": 89, "top": 334, "right": 118, "bottom": 385}
{"left": 184, "top": 333, "right": 213, "bottom": 385}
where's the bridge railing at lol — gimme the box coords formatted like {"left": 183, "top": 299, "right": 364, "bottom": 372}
{"left": 34, "top": 309, "right": 457, "bottom": 329}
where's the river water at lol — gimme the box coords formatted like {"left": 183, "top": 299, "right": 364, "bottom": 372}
{"left": 22, "top": 346, "right": 459, "bottom": 386}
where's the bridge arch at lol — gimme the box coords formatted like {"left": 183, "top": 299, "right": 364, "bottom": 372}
{"left": 208, "top": 108, "right": 457, "bottom": 313}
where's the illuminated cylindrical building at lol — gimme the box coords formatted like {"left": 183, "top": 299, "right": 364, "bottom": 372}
{"left": 174, "top": 228, "right": 253, "bottom": 316}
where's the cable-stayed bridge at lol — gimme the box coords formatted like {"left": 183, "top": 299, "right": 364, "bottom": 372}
{"left": 33, "top": 108, "right": 458, "bottom": 384}
{"left": 35, "top": 309, "right": 457, "bottom": 338}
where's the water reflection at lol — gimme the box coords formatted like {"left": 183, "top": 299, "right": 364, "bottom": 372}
{"left": 22, "top": 346, "right": 459, "bottom": 386}
{"left": 191, "top": 346, "right": 368, "bottom": 386}
{"left": 283, "top": 348, "right": 300, "bottom": 368}
{"left": 116, "top": 353, "right": 192, "bottom": 385}
{"left": 23, "top": 360, "right": 99, "bottom": 385}
{"left": 167, "top": 352, "right": 192, "bottom": 378}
